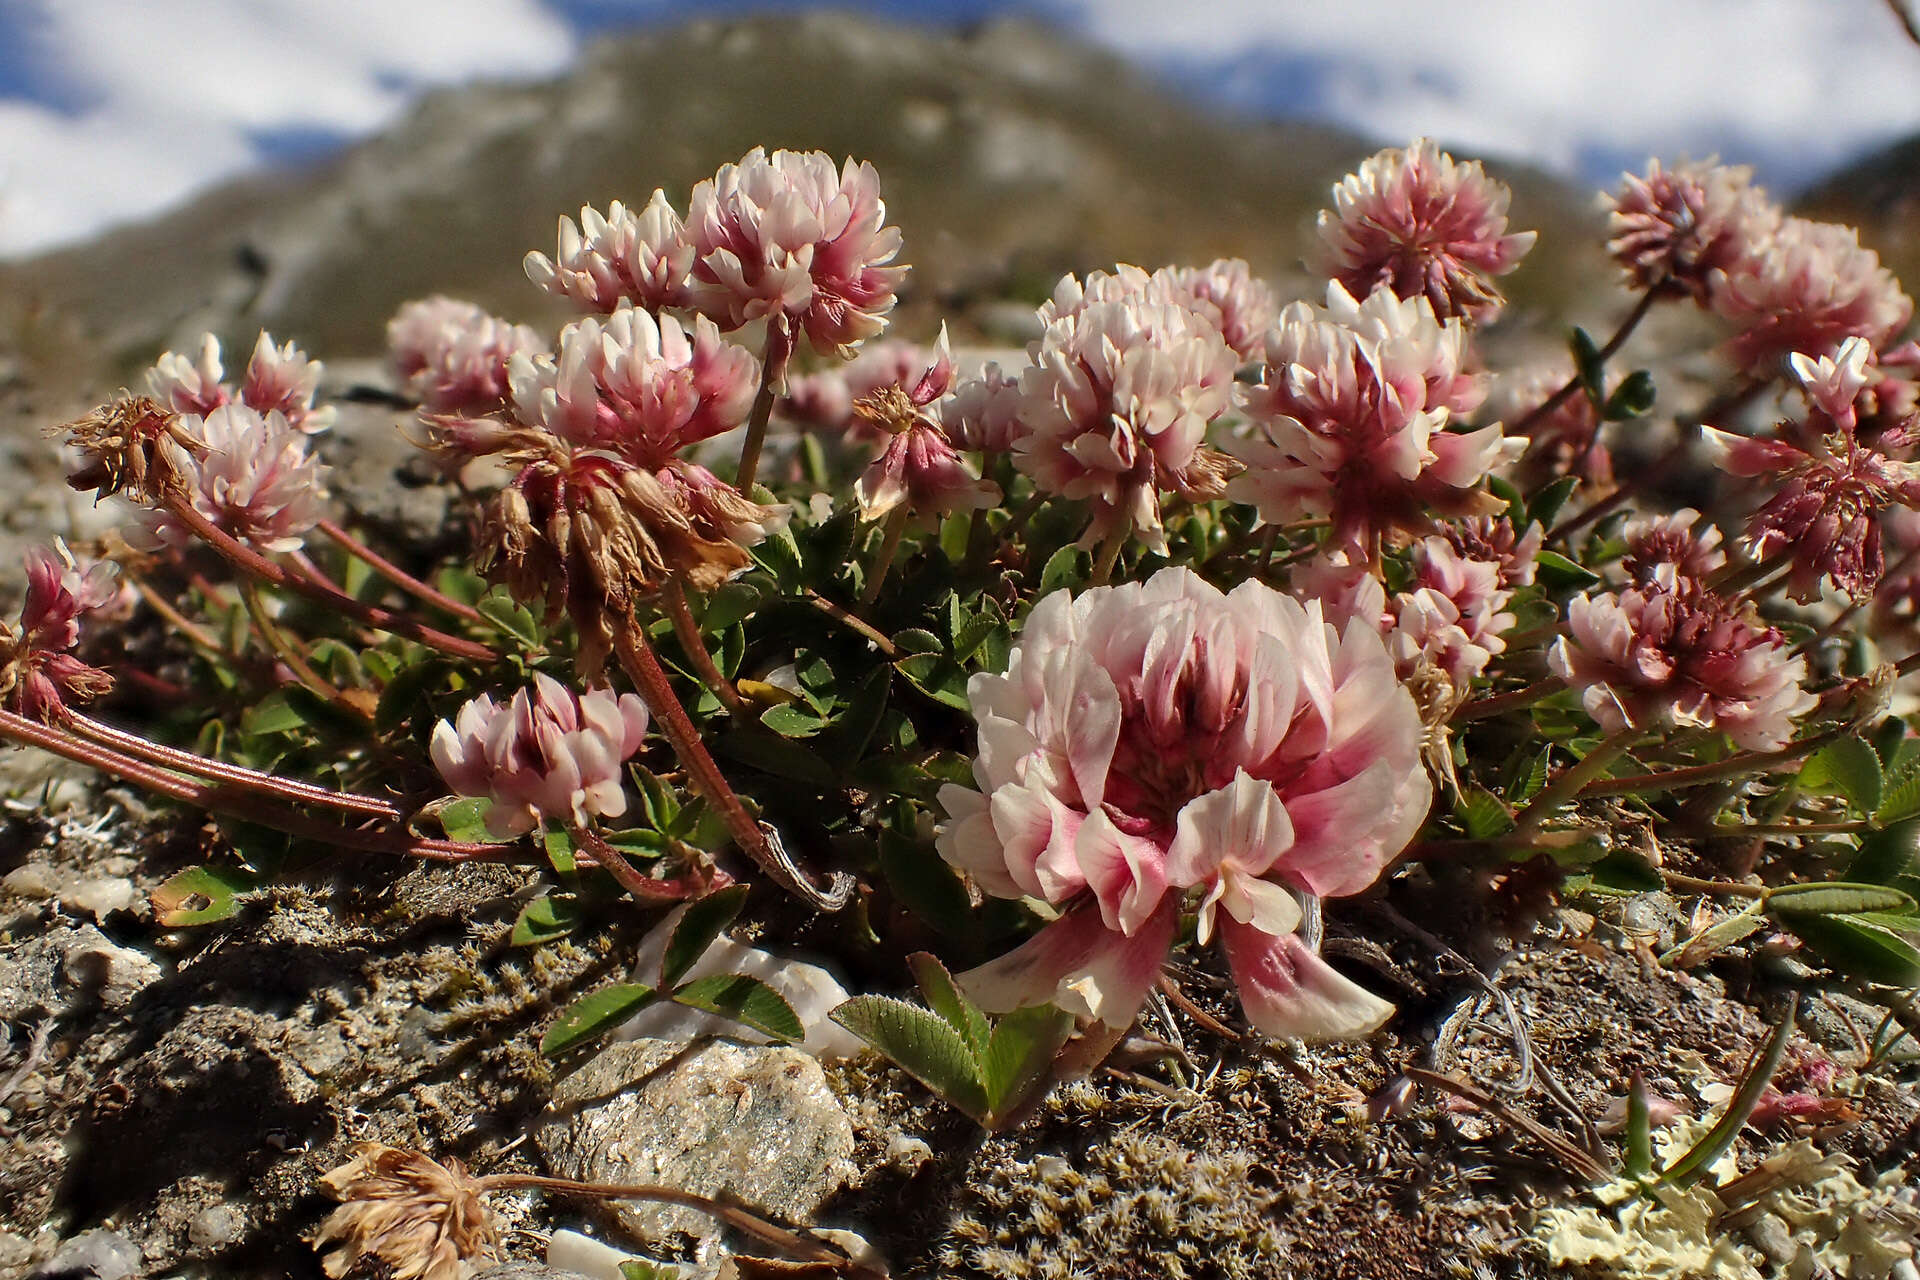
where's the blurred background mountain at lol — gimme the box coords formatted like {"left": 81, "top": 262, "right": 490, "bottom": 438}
{"left": 0, "top": 10, "right": 1913, "bottom": 396}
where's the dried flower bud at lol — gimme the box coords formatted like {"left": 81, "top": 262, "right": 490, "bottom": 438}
{"left": 312, "top": 1142, "right": 497, "bottom": 1280}
{"left": 62, "top": 395, "right": 196, "bottom": 506}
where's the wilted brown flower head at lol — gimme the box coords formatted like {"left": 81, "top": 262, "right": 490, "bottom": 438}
{"left": 62, "top": 396, "right": 196, "bottom": 506}
{"left": 480, "top": 452, "right": 777, "bottom": 672}
{"left": 312, "top": 1142, "right": 497, "bottom": 1280}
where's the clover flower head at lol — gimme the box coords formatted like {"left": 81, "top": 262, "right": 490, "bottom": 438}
{"left": 149, "top": 331, "right": 332, "bottom": 434}
{"left": 1711, "top": 217, "right": 1912, "bottom": 376}
{"left": 313, "top": 1143, "right": 497, "bottom": 1280}
{"left": 130, "top": 404, "right": 330, "bottom": 555}
{"left": 1789, "top": 335, "right": 1876, "bottom": 433}
{"left": 509, "top": 304, "right": 758, "bottom": 465}
{"left": 1171, "top": 258, "right": 1280, "bottom": 362}
{"left": 1316, "top": 138, "right": 1536, "bottom": 325}
{"left": 940, "top": 361, "right": 1024, "bottom": 453}
{"left": 1703, "top": 417, "right": 1920, "bottom": 602}
{"left": 1619, "top": 508, "right": 1727, "bottom": 589}
{"left": 1386, "top": 536, "right": 1514, "bottom": 686}
{"left": 1012, "top": 284, "right": 1241, "bottom": 550}
{"left": 1606, "top": 159, "right": 1780, "bottom": 301}
{"left": 1, "top": 542, "right": 118, "bottom": 721}
{"left": 853, "top": 331, "right": 999, "bottom": 523}
{"left": 388, "top": 296, "right": 545, "bottom": 415}
{"left": 1441, "top": 515, "right": 1543, "bottom": 589}
{"left": 684, "top": 147, "right": 907, "bottom": 355}
{"left": 1550, "top": 583, "right": 1814, "bottom": 750}
{"left": 525, "top": 189, "right": 695, "bottom": 314}
{"left": 781, "top": 337, "right": 936, "bottom": 438}
{"left": 1227, "top": 282, "right": 1520, "bottom": 546}
{"left": 430, "top": 673, "right": 650, "bottom": 838}
{"left": 936, "top": 567, "right": 1429, "bottom": 1040}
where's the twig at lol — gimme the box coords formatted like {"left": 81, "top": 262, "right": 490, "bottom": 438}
{"left": 1578, "top": 728, "right": 1839, "bottom": 799}
{"left": 1453, "top": 677, "right": 1566, "bottom": 723}
{"left": 0, "top": 1019, "right": 54, "bottom": 1111}
{"left": 1405, "top": 1068, "right": 1613, "bottom": 1184}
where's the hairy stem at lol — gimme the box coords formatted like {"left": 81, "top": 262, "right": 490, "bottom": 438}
{"left": 317, "top": 518, "right": 485, "bottom": 625}
{"left": 1511, "top": 727, "right": 1641, "bottom": 837}
{"left": 735, "top": 317, "right": 792, "bottom": 493}
{"left": 859, "top": 507, "right": 909, "bottom": 609}
{"left": 658, "top": 578, "right": 749, "bottom": 717}
{"left": 1578, "top": 728, "right": 1839, "bottom": 799}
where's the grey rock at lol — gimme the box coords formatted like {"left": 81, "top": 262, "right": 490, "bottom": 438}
{"left": 0, "top": 924, "right": 165, "bottom": 1021}
{"left": 28, "top": 1229, "right": 140, "bottom": 1280}
{"left": 183, "top": 1205, "right": 244, "bottom": 1250}
{"left": 537, "top": 1038, "right": 855, "bottom": 1246}
{"left": 472, "top": 1266, "right": 597, "bottom": 1280}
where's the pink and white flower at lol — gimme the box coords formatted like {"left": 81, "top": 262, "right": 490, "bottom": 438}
{"left": 684, "top": 148, "right": 907, "bottom": 356}
{"left": 1606, "top": 160, "right": 1780, "bottom": 302}
{"left": 1618, "top": 508, "right": 1727, "bottom": 589}
{"left": 130, "top": 404, "right": 330, "bottom": 554}
{"left": 852, "top": 331, "right": 999, "bottom": 523}
{"left": 1012, "top": 279, "right": 1242, "bottom": 550}
{"left": 149, "top": 332, "right": 333, "bottom": 434}
{"left": 1, "top": 542, "right": 119, "bottom": 720}
{"left": 430, "top": 674, "right": 651, "bottom": 838}
{"left": 1316, "top": 139, "right": 1536, "bottom": 325}
{"left": 782, "top": 338, "right": 940, "bottom": 439}
{"left": 1386, "top": 537, "right": 1515, "bottom": 685}
{"left": 1171, "top": 258, "right": 1280, "bottom": 363}
{"left": 525, "top": 190, "right": 695, "bottom": 314}
{"left": 1227, "top": 283, "right": 1518, "bottom": 548}
{"left": 508, "top": 304, "right": 759, "bottom": 465}
{"left": 936, "top": 567, "right": 1430, "bottom": 1040}
{"left": 1710, "top": 217, "right": 1912, "bottom": 376}
{"left": 388, "top": 296, "right": 545, "bottom": 415}
{"left": 1550, "top": 584, "right": 1814, "bottom": 751}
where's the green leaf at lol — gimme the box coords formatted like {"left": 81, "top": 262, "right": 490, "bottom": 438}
{"left": 619, "top": 1262, "right": 681, "bottom": 1280}
{"left": 1852, "top": 820, "right": 1920, "bottom": 884}
{"left": 1603, "top": 369, "right": 1657, "bottom": 421}
{"left": 1765, "top": 882, "right": 1917, "bottom": 917}
{"left": 1802, "top": 738, "right": 1884, "bottom": 815}
{"left": 761, "top": 702, "right": 827, "bottom": 738}
{"left": 1624, "top": 1073, "right": 1654, "bottom": 1180}
{"left": 436, "top": 567, "right": 490, "bottom": 607}
{"left": 661, "top": 884, "right": 749, "bottom": 988}
{"left": 897, "top": 653, "right": 971, "bottom": 711}
{"left": 375, "top": 658, "right": 456, "bottom": 735}
{"left": 1533, "top": 550, "right": 1602, "bottom": 592}
{"left": 511, "top": 894, "right": 582, "bottom": 946}
{"left": 1874, "top": 761, "right": 1920, "bottom": 826}
{"left": 1037, "top": 546, "right": 1087, "bottom": 597}
{"left": 541, "top": 824, "right": 578, "bottom": 874}
{"left": 891, "top": 628, "right": 944, "bottom": 656}
{"left": 713, "top": 729, "right": 836, "bottom": 788}
{"left": 831, "top": 995, "right": 988, "bottom": 1121}
{"left": 1587, "top": 851, "right": 1666, "bottom": 895}
{"left": 152, "top": 864, "right": 256, "bottom": 927}
{"left": 1569, "top": 327, "right": 1606, "bottom": 403}
{"left": 1527, "top": 476, "right": 1580, "bottom": 531}
{"left": 753, "top": 524, "right": 805, "bottom": 589}
{"left": 630, "top": 767, "right": 680, "bottom": 831}
{"left": 1458, "top": 785, "right": 1515, "bottom": 840}
{"left": 1661, "top": 998, "right": 1797, "bottom": 1187}
{"left": 880, "top": 831, "right": 976, "bottom": 938}
{"left": 476, "top": 587, "right": 542, "bottom": 649}
{"left": 953, "top": 611, "right": 1001, "bottom": 664}
{"left": 822, "top": 665, "right": 890, "bottom": 763}
{"left": 701, "top": 582, "right": 762, "bottom": 636}
{"left": 542, "top": 984, "right": 658, "bottom": 1056}
{"left": 437, "top": 797, "right": 518, "bottom": 844}
{"left": 908, "top": 952, "right": 990, "bottom": 1058}
{"left": 241, "top": 690, "right": 308, "bottom": 737}
{"left": 1663, "top": 903, "right": 1766, "bottom": 969}
{"left": 979, "top": 1004, "right": 1075, "bottom": 1126}
{"left": 1502, "top": 742, "right": 1552, "bottom": 803}
{"left": 671, "top": 973, "right": 803, "bottom": 1042}
{"left": 1790, "top": 914, "right": 1920, "bottom": 986}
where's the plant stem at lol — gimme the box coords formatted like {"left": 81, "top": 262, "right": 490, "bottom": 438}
{"left": 965, "top": 490, "right": 1047, "bottom": 575}
{"left": 1659, "top": 871, "right": 1767, "bottom": 899}
{"left": 161, "top": 500, "right": 497, "bottom": 664}
{"left": 1511, "top": 727, "right": 1641, "bottom": 836}
{"left": 1453, "top": 676, "right": 1566, "bottom": 723}
{"left": 240, "top": 581, "right": 360, "bottom": 715}
{"left": 568, "top": 823, "right": 710, "bottom": 903}
{"left": 859, "top": 507, "right": 909, "bottom": 609}
{"left": 612, "top": 624, "right": 853, "bottom": 911}
{"left": 735, "top": 318, "right": 792, "bottom": 493}
{"left": 805, "top": 590, "right": 898, "bottom": 657}
{"left": 317, "top": 518, "right": 485, "bottom": 625}
{"left": 1578, "top": 728, "right": 1838, "bottom": 799}
{"left": 1510, "top": 290, "right": 1661, "bottom": 440}
{"left": 1090, "top": 526, "right": 1126, "bottom": 587}
{"left": 658, "top": 578, "right": 749, "bottom": 717}
{"left": 475, "top": 1173, "right": 882, "bottom": 1278}
{"left": 66, "top": 712, "right": 401, "bottom": 819}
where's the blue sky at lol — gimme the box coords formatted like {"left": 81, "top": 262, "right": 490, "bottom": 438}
{"left": 0, "top": 0, "right": 1914, "bottom": 257}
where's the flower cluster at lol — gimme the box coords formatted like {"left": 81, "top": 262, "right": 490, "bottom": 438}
{"left": 127, "top": 402, "right": 332, "bottom": 555}
{"left": 0, "top": 544, "right": 118, "bottom": 720}
{"left": 149, "top": 331, "right": 333, "bottom": 434}
{"left": 850, "top": 329, "right": 1000, "bottom": 526}
{"left": 431, "top": 673, "right": 651, "bottom": 837}
{"left": 1316, "top": 138, "right": 1535, "bottom": 325}
{"left": 937, "top": 567, "right": 1429, "bottom": 1040}
{"left": 389, "top": 296, "right": 545, "bottom": 415}
{"left": 1227, "top": 282, "right": 1516, "bottom": 551}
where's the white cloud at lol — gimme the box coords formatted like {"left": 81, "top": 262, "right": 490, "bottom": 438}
{"left": 1047, "top": 0, "right": 1920, "bottom": 187}
{"left": 0, "top": 0, "right": 575, "bottom": 256}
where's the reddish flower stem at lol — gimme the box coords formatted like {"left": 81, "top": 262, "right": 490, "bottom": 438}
{"left": 612, "top": 624, "right": 853, "bottom": 911}
{"left": 734, "top": 317, "right": 792, "bottom": 493}
{"left": 1452, "top": 676, "right": 1566, "bottom": 723}
{"left": 317, "top": 518, "right": 486, "bottom": 625}
{"left": 0, "top": 707, "right": 513, "bottom": 863}
{"left": 162, "top": 499, "right": 497, "bottom": 664}
{"left": 859, "top": 507, "right": 909, "bottom": 608}
{"left": 65, "top": 711, "right": 402, "bottom": 819}
{"left": 1510, "top": 289, "right": 1661, "bottom": 439}
{"left": 568, "top": 822, "right": 711, "bottom": 903}
{"left": 1576, "top": 727, "right": 1840, "bottom": 798}
{"left": 657, "top": 577, "right": 749, "bottom": 718}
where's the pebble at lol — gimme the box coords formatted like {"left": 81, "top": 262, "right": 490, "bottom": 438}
{"left": 185, "top": 1205, "right": 245, "bottom": 1249}
{"left": 28, "top": 1228, "right": 141, "bottom": 1280}
{"left": 536, "top": 1038, "right": 856, "bottom": 1246}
